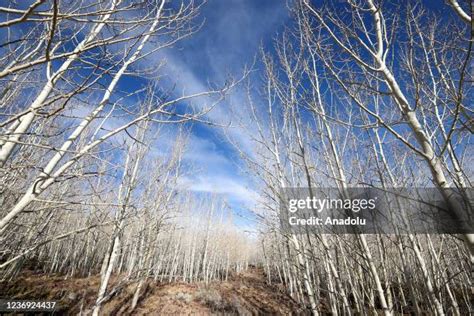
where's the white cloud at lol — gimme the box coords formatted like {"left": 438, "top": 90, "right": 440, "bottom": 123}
{"left": 177, "top": 174, "right": 259, "bottom": 205}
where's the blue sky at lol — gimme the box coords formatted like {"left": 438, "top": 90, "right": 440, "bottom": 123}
{"left": 110, "top": 0, "right": 459, "bottom": 228}
{"left": 0, "top": 0, "right": 291, "bottom": 229}
{"left": 171, "top": 0, "right": 463, "bottom": 203}
{"left": 134, "top": 0, "right": 291, "bottom": 227}
{"left": 2, "top": 0, "right": 466, "bottom": 229}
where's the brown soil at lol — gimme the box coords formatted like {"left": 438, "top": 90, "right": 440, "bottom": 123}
{"left": 0, "top": 268, "right": 309, "bottom": 315}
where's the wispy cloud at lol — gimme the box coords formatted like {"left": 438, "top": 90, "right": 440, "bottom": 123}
{"left": 177, "top": 174, "right": 259, "bottom": 205}
{"left": 137, "top": 0, "right": 289, "bottom": 211}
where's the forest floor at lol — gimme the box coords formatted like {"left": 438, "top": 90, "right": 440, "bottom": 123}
{"left": 0, "top": 268, "right": 309, "bottom": 315}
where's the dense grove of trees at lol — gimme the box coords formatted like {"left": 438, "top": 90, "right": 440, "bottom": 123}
{"left": 0, "top": 0, "right": 251, "bottom": 314}
{"left": 0, "top": 0, "right": 472, "bottom": 315}
{"left": 241, "top": 1, "right": 472, "bottom": 315}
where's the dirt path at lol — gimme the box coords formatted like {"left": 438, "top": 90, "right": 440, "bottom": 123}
{"left": 0, "top": 268, "right": 308, "bottom": 315}
{"left": 134, "top": 268, "right": 307, "bottom": 315}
